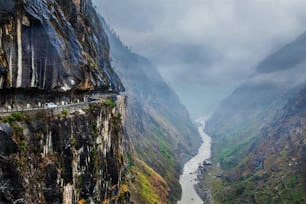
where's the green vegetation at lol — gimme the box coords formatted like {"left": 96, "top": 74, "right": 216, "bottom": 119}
{"left": 159, "top": 141, "right": 171, "bottom": 159}
{"left": 19, "top": 141, "right": 27, "bottom": 152}
{"left": 218, "top": 136, "right": 256, "bottom": 170}
{"left": 77, "top": 174, "right": 84, "bottom": 190}
{"left": 2, "top": 117, "right": 30, "bottom": 171}
{"left": 88, "top": 58, "right": 97, "bottom": 69}
{"left": 208, "top": 118, "right": 306, "bottom": 204}
{"left": 210, "top": 153, "right": 306, "bottom": 204}
{"left": 2, "top": 112, "right": 28, "bottom": 123}
{"left": 136, "top": 170, "right": 160, "bottom": 203}
{"left": 4, "top": 116, "right": 28, "bottom": 152}
{"left": 61, "top": 109, "right": 69, "bottom": 116}
{"left": 214, "top": 123, "right": 259, "bottom": 170}
{"left": 71, "top": 137, "right": 76, "bottom": 146}
{"left": 127, "top": 153, "right": 135, "bottom": 169}
{"left": 91, "top": 123, "right": 99, "bottom": 139}
{"left": 130, "top": 124, "right": 180, "bottom": 202}
{"left": 128, "top": 158, "right": 169, "bottom": 204}
{"left": 103, "top": 98, "right": 116, "bottom": 108}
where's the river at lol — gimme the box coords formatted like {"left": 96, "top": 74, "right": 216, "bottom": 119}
{"left": 178, "top": 117, "right": 211, "bottom": 204}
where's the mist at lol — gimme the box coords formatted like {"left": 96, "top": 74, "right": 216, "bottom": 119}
{"left": 93, "top": 0, "right": 306, "bottom": 118}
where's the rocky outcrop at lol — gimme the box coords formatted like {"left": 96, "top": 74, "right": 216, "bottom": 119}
{"left": 0, "top": 96, "right": 130, "bottom": 203}
{"left": 0, "top": 0, "right": 123, "bottom": 92}
{"left": 0, "top": 1, "right": 131, "bottom": 203}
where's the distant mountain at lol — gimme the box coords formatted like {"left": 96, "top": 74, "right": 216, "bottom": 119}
{"left": 101, "top": 19, "right": 202, "bottom": 203}
{"left": 257, "top": 30, "right": 306, "bottom": 73}
{"left": 205, "top": 29, "right": 306, "bottom": 203}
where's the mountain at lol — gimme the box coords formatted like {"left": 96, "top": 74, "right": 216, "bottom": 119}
{"left": 204, "top": 30, "right": 306, "bottom": 203}
{"left": 0, "top": 1, "right": 201, "bottom": 203}
{"left": 0, "top": 1, "right": 130, "bottom": 203}
{"left": 0, "top": 0, "right": 123, "bottom": 95}
{"left": 101, "top": 19, "right": 202, "bottom": 203}
{"left": 257, "top": 31, "right": 306, "bottom": 73}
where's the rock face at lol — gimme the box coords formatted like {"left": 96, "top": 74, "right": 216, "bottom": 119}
{"left": 205, "top": 29, "right": 306, "bottom": 203}
{"left": 0, "top": 1, "right": 131, "bottom": 203}
{"left": 0, "top": 96, "right": 130, "bottom": 203}
{"left": 101, "top": 18, "right": 202, "bottom": 202}
{"left": 0, "top": 0, "right": 123, "bottom": 92}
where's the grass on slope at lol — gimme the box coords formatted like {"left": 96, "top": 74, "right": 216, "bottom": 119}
{"left": 128, "top": 157, "right": 169, "bottom": 204}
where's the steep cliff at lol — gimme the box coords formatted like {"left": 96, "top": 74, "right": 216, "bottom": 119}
{"left": 0, "top": 0, "right": 123, "bottom": 94}
{"left": 101, "top": 19, "right": 202, "bottom": 203}
{"left": 0, "top": 96, "right": 130, "bottom": 203}
{"left": 204, "top": 30, "right": 306, "bottom": 203}
{"left": 0, "top": 1, "right": 132, "bottom": 203}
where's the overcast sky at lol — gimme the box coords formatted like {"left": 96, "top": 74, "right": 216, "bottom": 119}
{"left": 93, "top": 0, "right": 306, "bottom": 118}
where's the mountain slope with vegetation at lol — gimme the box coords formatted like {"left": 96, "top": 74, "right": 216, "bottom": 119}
{"left": 205, "top": 30, "right": 306, "bottom": 203}
{"left": 102, "top": 19, "right": 202, "bottom": 203}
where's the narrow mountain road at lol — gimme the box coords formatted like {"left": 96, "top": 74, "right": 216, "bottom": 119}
{"left": 0, "top": 93, "right": 118, "bottom": 115}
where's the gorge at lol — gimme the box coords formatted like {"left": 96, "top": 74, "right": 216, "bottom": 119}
{"left": 0, "top": 0, "right": 201, "bottom": 203}
{"left": 1, "top": 0, "right": 306, "bottom": 204}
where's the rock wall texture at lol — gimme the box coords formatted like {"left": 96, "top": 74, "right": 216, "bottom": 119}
{"left": 0, "top": 0, "right": 124, "bottom": 92}
{"left": 0, "top": 1, "right": 132, "bottom": 204}
{"left": 0, "top": 96, "right": 131, "bottom": 203}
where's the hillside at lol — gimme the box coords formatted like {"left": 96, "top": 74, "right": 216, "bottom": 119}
{"left": 205, "top": 30, "right": 306, "bottom": 203}
{"left": 101, "top": 19, "right": 202, "bottom": 203}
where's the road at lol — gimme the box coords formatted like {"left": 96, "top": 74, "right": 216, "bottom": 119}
{"left": 0, "top": 93, "right": 118, "bottom": 115}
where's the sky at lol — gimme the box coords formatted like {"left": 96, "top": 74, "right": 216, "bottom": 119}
{"left": 93, "top": 0, "right": 306, "bottom": 118}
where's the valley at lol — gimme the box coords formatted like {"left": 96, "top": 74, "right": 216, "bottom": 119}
{"left": 178, "top": 117, "right": 211, "bottom": 204}
{"left": 1, "top": 1, "right": 306, "bottom": 203}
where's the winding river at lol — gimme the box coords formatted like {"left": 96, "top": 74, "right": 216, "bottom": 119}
{"left": 178, "top": 117, "right": 211, "bottom": 204}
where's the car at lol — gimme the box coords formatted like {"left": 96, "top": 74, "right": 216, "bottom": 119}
{"left": 44, "top": 102, "right": 57, "bottom": 108}
{"left": 88, "top": 96, "right": 100, "bottom": 102}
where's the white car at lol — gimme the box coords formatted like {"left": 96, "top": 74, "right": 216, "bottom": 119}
{"left": 44, "top": 102, "right": 57, "bottom": 108}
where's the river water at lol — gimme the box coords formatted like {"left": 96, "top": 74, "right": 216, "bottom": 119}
{"left": 178, "top": 117, "right": 211, "bottom": 204}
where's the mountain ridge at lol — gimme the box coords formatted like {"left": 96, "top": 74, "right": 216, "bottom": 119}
{"left": 101, "top": 17, "right": 202, "bottom": 203}
{"left": 204, "top": 28, "right": 306, "bottom": 203}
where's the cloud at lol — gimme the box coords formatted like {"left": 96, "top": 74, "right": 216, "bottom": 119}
{"left": 93, "top": 0, "right": 306, "bottom": 118}
{"left": 95, "top": 0, "right": 306, "bottom": 53}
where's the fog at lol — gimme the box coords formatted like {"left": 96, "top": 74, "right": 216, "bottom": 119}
{"left": 93, "top": 0, "right": 306, "bottom": 118}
